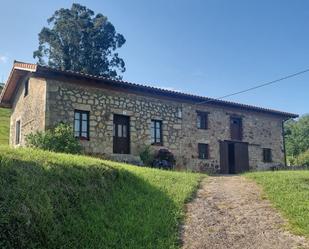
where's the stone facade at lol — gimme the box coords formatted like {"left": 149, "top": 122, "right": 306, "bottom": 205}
{"left": 9, "top": 77, "right": 46, "bottom": 146}
{"left": 9, "top": 75, "right": 287, "bottom": 173}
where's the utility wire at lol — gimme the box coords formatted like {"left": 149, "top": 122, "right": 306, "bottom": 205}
{"left": 195, "top": 68, "right": 309, "bottom": 105}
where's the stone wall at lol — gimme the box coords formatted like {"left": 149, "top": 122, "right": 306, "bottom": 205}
{"left": 179, "top": 104, "right": 285, "bottom": 171}
{"left": 10, "top": 77, "right": 46, "bottom": 146}
{"left": 44, "top": 78, "right": 285, "bottom": 172}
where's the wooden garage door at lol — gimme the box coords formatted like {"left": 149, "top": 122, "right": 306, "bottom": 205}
{"left": 220, "top": 141, "right": 229, "bottom": 174}
{"left": 234, "top": 142, "right": 249, "bottom": 173}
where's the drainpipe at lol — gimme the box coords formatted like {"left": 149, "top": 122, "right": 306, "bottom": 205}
{"left": 282, "top": 118, "right": 289, "bottom": 167}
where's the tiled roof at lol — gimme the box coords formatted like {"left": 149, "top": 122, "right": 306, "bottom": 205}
{"left": 0, "top": 61, "right": 298, "bottom": 118}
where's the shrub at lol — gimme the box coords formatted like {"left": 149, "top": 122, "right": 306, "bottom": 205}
{"left": 139, "top": 145, "right": 154, "bottom": 166}
{"left": 287, "top": 150, "right": 309, "bottom": 166}
{"left": 297, "top": 150, "right": 309, "bottom": 166}
{"left": 152, "top": 148, "right": 176, "bottom": 170}
{"left": 26, "top": 123, "right": 81, "bottom": 154}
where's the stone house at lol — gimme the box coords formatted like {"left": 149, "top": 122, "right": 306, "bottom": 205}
{"left": 0, "top": 61, "right": 298, "bottom": 173}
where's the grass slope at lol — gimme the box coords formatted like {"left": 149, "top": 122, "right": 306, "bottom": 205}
{"left": 0, "top": 108, "right": 10, "bottom": 144}
{"left": 246, "top": 171, "right": 309, "bottom": 237}
{"left": 0, "top": 146, "right": 203, "bottom": 249}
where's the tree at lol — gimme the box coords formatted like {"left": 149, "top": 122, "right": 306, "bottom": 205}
{"left": 33, "top": 3, "right": 126, "bottom": 79}
{"left": 285, "top": 114, "right": 309, "bottom": 157}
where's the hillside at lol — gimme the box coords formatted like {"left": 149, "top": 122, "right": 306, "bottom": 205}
{"left": 0, "top": 146, "right": 202, "bottom": 249}
{"left": 0, "top": 108, "right": 10, "bottom": 144}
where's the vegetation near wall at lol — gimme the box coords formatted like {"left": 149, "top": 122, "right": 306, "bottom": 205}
{"left": 0, "top": 146, "right": 202, "bottom": 249}
{"left": 26, "top": 123, "right": 81, "bottom": 154}
{"left": 0, "top": 108, "right": 10, "bottom": 145}
{"left": 285, "top": 115, "right": 309, "bottom": 166}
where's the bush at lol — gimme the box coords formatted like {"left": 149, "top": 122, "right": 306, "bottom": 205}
{"left": 26, "top": 123, "right": 81, "bottom": 154}
{"left": 287, "top": 150, "right": 309, "bottom": 166}
{"left": 297, "top": 150, "right": 309, "bottom": 166}
{"left": 139, "top": 145, "right": 154, "bottom": 166}
{"left": 152, "top": 149, "right": 176, "bottom": 170}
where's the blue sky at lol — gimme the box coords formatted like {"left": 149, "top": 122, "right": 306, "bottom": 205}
{"left": 0, "top": 0, "right": 308, "bottom": 115}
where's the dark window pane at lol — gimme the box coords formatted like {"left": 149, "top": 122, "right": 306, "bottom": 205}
{"left": 263, "top": 148, "right": 272, "bottom": 162}
{"left": 74, "top": 110, "right": 89, "bottom": 140}
{"left": 156, "top": 128, "right": 161, "bottom": 139}
{"left": 82, "top": 121, "right": 87, "bottom": 132}
{"left": 197, "top": 112, "right": 208, "bottom": 129}
{"left": 123, "top": 125, "right": 127, "bottom": 138}
{"left": 117, "top": 124, "right": 122, "bottom": 137}
{"left": 151, "top": 126, "right": 155, "bottom": 143}
{"left": 151, "top": 120, "right": 162, "bottom": 145}
{"left": 74, "top": 120, "right": 80, "bottom": 132}
{"left": 16, "top": 120, "right": 21, "bottom": 144}
{"left": 82, "top": 113, "right": 87, "bottom": 121}
{"left": 198, "top": 143, "right": 209, "bottom": 159}
{"left": 197, "top": 115, "right": 201, "bottom": 129}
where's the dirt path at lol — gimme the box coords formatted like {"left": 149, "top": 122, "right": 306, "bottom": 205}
{"left": 181, "top": 176, "right": 309, "bottom": 249}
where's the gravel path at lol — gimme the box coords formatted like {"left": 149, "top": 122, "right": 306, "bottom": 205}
{"left": 181, "top": 176, "right": 309, "bottom": 249}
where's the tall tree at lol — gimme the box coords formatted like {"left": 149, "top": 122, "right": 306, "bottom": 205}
{"left": 285, "top": 114, "right": 309, "bottom": 157}
{"left": 33, "top": 3, "right": 126, "bottom": 79}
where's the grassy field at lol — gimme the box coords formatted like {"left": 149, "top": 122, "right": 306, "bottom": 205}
{"left": 246, "top": 171, "right": 309, "bottom": 237}
{"left": 0, "top": 146, "right": 203, "bottom": 249}
{"left": 0, "top": 107, "right": 10, "bottom": 144}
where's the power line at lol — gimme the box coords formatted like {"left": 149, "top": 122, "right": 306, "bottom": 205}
{"left": 196, "top": 67, "right": 309, "bottom": 105}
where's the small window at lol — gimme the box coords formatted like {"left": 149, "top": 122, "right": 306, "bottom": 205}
{"left": 15, "top": 120, "right": 21, "bottom": 144}
{"left": 263, "top": 148, "right": 272, "bottom": 162}
{"left": 74, "top": 110, "right": 89, "bottom": 140}
{"left": 24, "top": 79, "right": 29, "bottom": 97}
{"left": 151, "top": 120, "right": 163, "bottom": 145}
{"left": 198, "top": 143, "right": 209, "bottom": 159}
{"left": 197, "top": 111, "right": 208, "bottom": 129}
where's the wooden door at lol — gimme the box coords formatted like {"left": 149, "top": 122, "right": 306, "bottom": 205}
{"left": 234, "top": 142, "right": 249, "bottom": 173}
{"left": 113, "top": 114, "right": 130, "bottom": 154}
{"left": 230, "top": 117, "right": 242, "bottom": 141}
{"left": 220, "top": 141, "right": 229, "bottom": 174}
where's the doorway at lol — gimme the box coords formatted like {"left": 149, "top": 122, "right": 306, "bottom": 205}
{"left": 113, "top": 114, "right": 130, "bottom": 154}
{"left": 228, "top": 143, "right": 235, "bottom": 174}
{"left": 220, "top": 141, "right": 249, "bottom": 174}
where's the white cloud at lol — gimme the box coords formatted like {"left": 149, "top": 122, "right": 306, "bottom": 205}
{"left": 0, "top": 55, "right": 8, "bottom": 64}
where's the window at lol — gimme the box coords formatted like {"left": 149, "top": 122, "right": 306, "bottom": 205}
{"left": 74, "top": 110, "right": 89, "bottom": 140}
{"left": 198, "top": 143, "right": 209, "bottom": 159}
{"left": 114, "top": 123, "right": 128, "bottom": 138}
{"left": 230, "top": 116, "right": 242, "bottom": 140}
{"left": 24, "top": 79, "right": 29, "bottom": 97}
{"left": 15, "top": 120, "right": 21, "bottom": 144}
{"left": 197, "top": 111, "right": 208, "bottom": 129}
{"left": 263, "top": 148, "right": 272, "bottom": 162}
{"left": 151, "top": 120, "right": 162, "bottom": 145}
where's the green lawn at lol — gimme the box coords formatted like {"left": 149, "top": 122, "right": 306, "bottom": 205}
{"left": 0, "top": 146, "right": 203, "bottom": 249}
{"left": 0, "top": 107, "right": 10, "bottom": 144}
{"left": 245, "top": 171, "right": 309, "bottom": 237}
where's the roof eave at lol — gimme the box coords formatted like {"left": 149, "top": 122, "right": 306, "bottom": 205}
{"left": 0, "top": 61, "right": 299, "bottom": 119}
{"left": 0, "top": 61, "right": 37, "bottom": 107}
